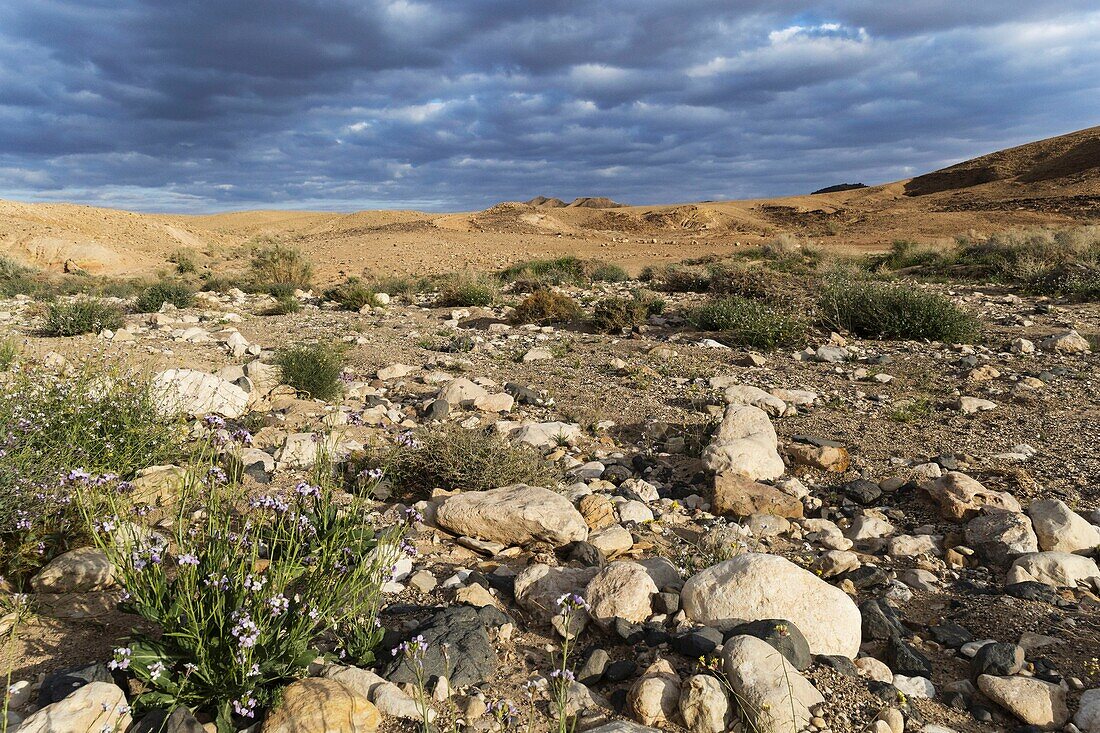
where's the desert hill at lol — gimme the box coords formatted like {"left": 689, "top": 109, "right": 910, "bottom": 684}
{"left": 905, "top": 125, "right": 1100, "bottom": 197}
{"left": 1, "top": 126, "right": 1098, "bottom": 279}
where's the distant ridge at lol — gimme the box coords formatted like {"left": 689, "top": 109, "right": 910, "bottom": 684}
{"left": 525, "top": 196, "right": 566, "bottom": 207}
{"left": 526, "top": 196, "right": 624, "bottom": 208}
{"left": 811, "top": 183, "right": 867, "bottom": 195}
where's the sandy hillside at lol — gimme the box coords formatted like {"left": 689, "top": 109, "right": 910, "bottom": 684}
{"left": 1, "top": 125, "right": 1097, "bottom": 280}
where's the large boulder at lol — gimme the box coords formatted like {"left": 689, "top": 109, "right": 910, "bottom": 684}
{"left": 509, "top": 422, "right": 583, "bottom": 449}
{"left": 1007, "top": 552, "right": 1100, "bottom": 588}
{"left": 18, "top": 681, "right": 132, "bottom": 733}
{"left": 722, "top": 634, "right": 824, "bottom": 733}
{"left": 712, "top": 473, "right": 803, "bottom": 519}
{"left": 920, "top": 472, "right": 1022, "bottom": 521}
{"left": 679, "top": 674, "right": 732, "bottom": 733}
{"left": 261, "top": 678, "right": 380, "bottom": 733}
{"left": 701, "top": 405, "right": 785, "bottom": 480}
{"left": 681, "top": 553, "right": 861, "bottom": 657}
{"left": 1028, "top": 499, "right": 1100, "bottom": 554}
{"left": 436, "top": 485, "right": 588, "bottom": 547}
{"left": 514, "top": 564, "right": 599, "bottom": 619}
{"left": 977, "top": 675, "right": 1068, "bottom": 730}
{"left": 152, "top": 368, "right": 249, "bottom": 418}
{"left": 964, "top": 512, "right": 1038, "bottom": 563}
{"left": 30, "top": 547, "right": 114, "bottom": 593}
{"left": 723, "top": 385, "right": 787, "bottom": 416}
{"left": 1076, "top": 688, "right": 1100, "bottom": 733}
{"left": 585, "top": 561, "right": 658, "bottom": 627}
{"left": 627, "top": 659, "right": 681, "bottom": 727}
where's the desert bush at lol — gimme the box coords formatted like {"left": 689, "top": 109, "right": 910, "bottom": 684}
{"left": 818, "top": 278, "right": 980, "bottom": 342}
{"left": 499, "top": 256, "right": 588, "bottom": 287}
{"left": 324, "top": 277, "right": 379, "bottom": 310}
{"left": 168, "top": 249, "right": 198, "bottom": 274}
{"left": 761, "top": 232, "right": 803, "bottom": 260}
{"left": 631, "top": 288, "right": 666, "bottom": 315}
{"left": 436, "top": 273, "right": 498, "bottom": 307}
{"left": 41, "top": 298, "right": 125, "bottom": 336}
{"left": 688, "top": 297, "right": 808, "bottom": 349}
{"left": 86, "top": 455, "right": 408, "bottom": 727}
{"left": 707, "top": 264, "right": 815, "bottom": 306}
{"left": 511, "top": 289, "right": 582, "bottom": 325}
{"left": 654, "top": 265, "right": 711, "bottom": 293}
{"left": 0, "top": 337, "right": 18, "bottom": 371}
{"left": 275, "top": 342, "right": 346, "bottom": 401}
{"left": 134, "top": 279, "right": 195, "bottom": 312}
{"left": 590, "top": 296, "right": 647, "bottom": 332}
{"left": 359, "top": 424, "right": 558, "bottom": 497}
{"left": 250, "top": 242, "right": 313, "bottom": 289}
{"left": 589, "top": 261, "right": 629, "bottom": 282}
{"left": 0, "top": 255, "right": 33, "bottom": 282}
{"left": 865, "top": 240, "right": 946, "bottom": 272}
{"left": 264, "top": 294, "right": 302, "bottom": 315}
{"left": 0, "top": 359, "right": 186, "bottom": 586}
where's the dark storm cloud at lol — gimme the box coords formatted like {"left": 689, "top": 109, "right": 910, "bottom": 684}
{"left": 0, "top": 0, "right": 1098, "bottom": 211}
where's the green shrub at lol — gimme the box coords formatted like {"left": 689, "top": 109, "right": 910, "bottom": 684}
{"left": 656, "top": 265, "right": 712, "bottom": 293}
{"left": 275, "top": 342, "right": 345, "bottom": 401}
{"left": 168, "top": 249, "right": 198, "bottom": 274}
{"left": 436, "top": 273, "right": 498, "bottom": 307}
{"left": 0, "top": 359, "right": 187, "bottom": 587}
{"left": 324, "top": 277, "right": 378, "bottom": 310}
{"left": 632, "top": 288, "right": 666, "bottom": 315}
{"left": 818, "top": 278, "right": 980, "bottom": 342}
{"left": 865, "top": 240, "right": 945, "bottom": 272}
{"left": 360, "top": 424, "right": 558, "bottom": 497}
{"left": 0, "top": 255, "right": 33, "bottom": 282}
{"left": 707, "top": 264, "right": 814, "bottom": 306}
{"left": 41, "top": 298, "right": 125, "bottom": 336}
{"left": 589, "top": 261, "right": 629, "bottom": 282}
{"left": 688, "top": 297, "right": 808, "bottom": 349}
{"left": 0, "top": 337, "right": 18, "bottom": 371}
{"left": 88, "top": 462, "right": 407, "bottom": 726}
{"left": 264, "top": 294, "right": 302, "bottom": 315}
{"left": 511, "top": 289, "right": 582, "bottom": 325}
{"left": 135, "top": 280, "right": 195, "bottom": 312}
{"left": 499, "top": 256, "right": 588, "bottom": 287}
{"left": 590, "top": 297, "right": 647, "bottom": 332}
{"left": 250, "top": 243, "right": 313, "bottom": 289}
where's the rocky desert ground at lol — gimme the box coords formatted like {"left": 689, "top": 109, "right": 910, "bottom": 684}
{"left": 0, "top": 128, "right": 1099, "bottom": 733}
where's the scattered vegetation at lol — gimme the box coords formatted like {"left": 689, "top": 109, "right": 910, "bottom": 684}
{"left": 86, "top": 440, "right": 407, "bottom": 727}
{"left": 499, "top": 255, "right": 588, "bottom": 288}
{"left": 40, "top": 298, "right": 125, "bottom": 336}
{"left": 688, "top": 296, "right": 808, "bottom": 349}
{"left": 168, "top": 249, "right": 198, "bottom": 274}
{"left": 511, "top": 289, "right": 582, "bottom": 325}
{"left": 818, "top": 277, "right": 980, "bottom": 342}
{"left": 250, "top": 242, "right": 313, "bottom": 290}
{"left": 0, "top": 359, "right": 186, "bottom": 587}
{"left": 0, "top": 337, "right": 18, "bottom": 371}
{"left": 436, "top": 273, "right": 498, "bottom": 307}
{"left": 324, "top": 276, "right": 379, "bottom": 310}
{"left": 866, "top": 227, "right": 1100, "bottom": 301}
{"left": 264, "top": 294, "right": 302, "bottom": 315}
{"left": 358, "top": 424, "right": 558, "bottom": 497}
{"left": 134, "top": 279, "right": 195, "bottom": 312}
{"left": 589, "top": 261, "right": 629, "bottom": 282}
{"left": 589, "top": 296, "right": 647, "bottom": 332}
{"left": 275, "top": 342, "right": 346, "bottom": 401}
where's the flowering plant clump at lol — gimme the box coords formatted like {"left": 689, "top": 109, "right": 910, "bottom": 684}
{"left": 85, "top": 439, "right": 409, "bottom": 732}
{"left": 0, "top": 357, "right": 186, "bottom": 587}
{"left": 551, "top": 592, "right": 589, "bottom": 733}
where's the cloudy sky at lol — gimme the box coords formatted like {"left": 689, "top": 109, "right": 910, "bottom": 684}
{"left": 1, "top": 1, "right": 1098, "bottom": 213}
